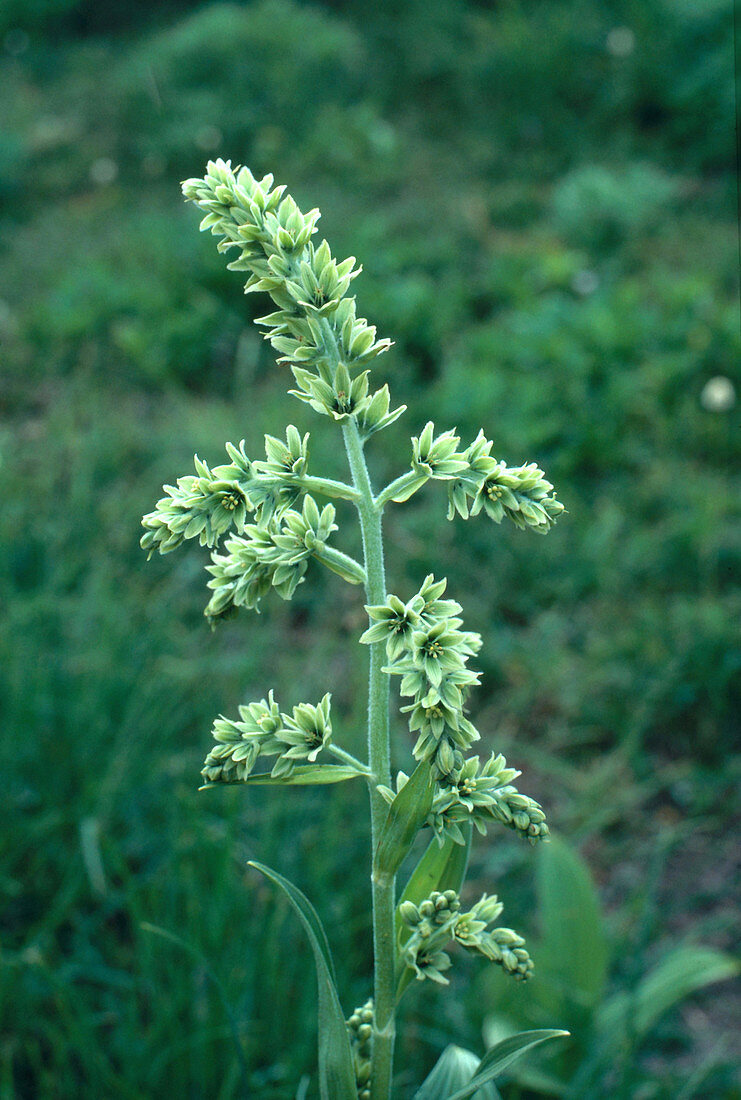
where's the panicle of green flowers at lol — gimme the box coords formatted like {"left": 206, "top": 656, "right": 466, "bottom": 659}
{"left": 447, "top": 430, "right": 565, "bottom": 533}
{"left": 367, "top": 576, "right": 549, "bottom": 843}
{"left": 140, "top": 448, "right": 253, "bottom": 557}
{"left": 181, "top": 160, "right": 405, "bottom": 435}
{"left": 390, "top": 423, "right": 564, "bottom": 535}
{"left": 141, "top": 428, "right": 318, "bottom": 560}
{"left": 346, "top": 1000, "right": 374, "bottom": 1100}
{"left": 430, "top": 753, "right": 550, "bottom": 845}
{"left": 399, "top": 889, "right": 533, "bottom": 985}
{"left": 381, "top": 751, "right": 549, "bottom": 848}
{"left": 363, "top": 575, "right": 482, "bottom": 775}
{"left": 201, "top": 691, "right": 333, "bottom": 782}
{"left": 205, "top": 494, "right": 364, "bottom": 619}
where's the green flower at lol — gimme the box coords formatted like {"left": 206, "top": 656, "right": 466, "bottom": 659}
{"left": 258, "top": 425, "right": 310, "bottom": 480}
{"left": 443, "top": 431, "right": 565, "bottom": 533}
{"left": 471, "top": 460, "right": 564, "bottom": 533}
{"left": 490, "top": 788, "right": 550, "bottom": 843}
{"left": 274, "top": 693, "right": 332, "bottom": 772}
{"left": 408, "top": 621, "right": 469, "bottom": 688}
{"left": 201, "top": 692, "right": 283, "bottom": 782}
{"left": 415, "top": 574, "right": 463, "bottom": 625}
{"left": 478, "top": 928, "right": 534, "bottom": 981}
{"left": 182, "top": 159, "right": 392, "bottom": 415}
{"left": 412, "top": 422, "right": 469, "bottom": 480}
{"left": 346, "top": 1000, "right": 374, "bottom": 1100}
{"left": 360, "top": 594, "right": 424, "bottom": 659}
{"left": 203, "top": 495, "right": 341, "bottom": 619}
{"left": 141, "top": 454, "right": 252, "bottom": 557}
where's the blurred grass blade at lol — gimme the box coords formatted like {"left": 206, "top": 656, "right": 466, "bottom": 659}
{"left": 596, "top": 945, "right": 740, "bottom": 1042}
{"left": 396, "top": 825, "right": 472, "bottom": 941}
{"left": 537, "top": 836, "right": 609, "bottom": 1013}
{"left": 374, "top": 761, "right": 434, "bottom": 879}
{"left": 200, "top": 764, "right": 362, "bottom": 789}
{"left": 140, "top": 922, "right": 249, "bottom": 1088}
{"left": 445, "top": 1031, "right": 570, "bottom": 1100}
{"left": 413, "top": 1044, "right": 501, "bottom": 1100}
{"left": 248, "top": 861, "right": 357, "bottom": 1100}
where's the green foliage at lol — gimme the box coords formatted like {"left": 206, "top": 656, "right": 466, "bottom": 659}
{"left": 414, "top": 1045, "right": 501, "bottom": 1100}
{"left": 550, "top": 163, "right": 681, "bottom": 252}
{"left": 114, "top": 1, "right": 367, "bottom": 171}
{"left": 375, "top": 762, "right": 435, "bottom": 880}
{"left": 481, "top": 839, "right": 739, "bottom": 1097}
{"left": 414, "top": 1032, "right": 569, "bottom": 1100}
{"left": 248, "top": 861, "right": 358, "bottom": 1099}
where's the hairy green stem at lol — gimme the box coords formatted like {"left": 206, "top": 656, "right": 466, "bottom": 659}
{"left": 375, "top": 470, "right": 428, "bottom": 509}
{"left": 296, "top": 474, "right": 361, "bottom": 503}
{"left": 327, "top": 743, "right": 375, "bottom": 777}
{"left": 342, "top": 417, "right": 396, "bottom": 1100}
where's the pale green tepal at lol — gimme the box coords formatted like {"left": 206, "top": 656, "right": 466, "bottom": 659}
{"left": 141, "top": 160, "right": 569, "bottom": 1100}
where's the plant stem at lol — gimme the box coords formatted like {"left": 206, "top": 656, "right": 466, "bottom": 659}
{"left": 327, "top": 744, "right": 375, "bottom": 778}
{"left": 375, "top": 470, "right": 427, "bottom": 509}
{"left": 296, "top": 474, "right": 361, "bottom": 503}
{"left": 342, "top": 417, "right": 396, "bottom": 1100}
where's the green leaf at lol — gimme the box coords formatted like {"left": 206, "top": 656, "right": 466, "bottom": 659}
{"left": 536, "top": 835, "right": 609, "bottom": 1015}
{"left": 247, "top": 861, "right": 357, "bottom": 1100}
{"left": 445, "top": 1031, "right": 570, "bottom": 1100}
{"left": 396, "top": 825, "right": 472, "bottom": 942}
{"left": 200, "top": 764, "right": 362, "bottom": 789}
{"left": 374, "top": 760, "right": 434, "bottom": 880}
{"left": 596, "top": 945, "right": 740, "bottom": 1044}
{"left": 414, "top": 1044, "right": 502, "bottom": 1100}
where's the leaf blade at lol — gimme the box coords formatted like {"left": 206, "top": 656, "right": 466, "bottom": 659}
{"left": 248, "top": 861, "right": 357, "bottom": 1100}
{"left": 445, "top": 1031, "right": 570, "bottom": 1100}
{"left": 374, "top": 760, "right": 434, "bottom": 880}
{"left": 536, "top": 836, "right": 609, "bottom": 1014}
{"left": 413, "top": 1044, "right": 502, "bottom": 1100}
{"left": 596, "top": 945, "right": 740, "bottom": 1043}
{"left": 396, "top": 825, "right": 472, "bottom": 942}
{"left": 200, "top": 764, "right": 362, "bottom": 789}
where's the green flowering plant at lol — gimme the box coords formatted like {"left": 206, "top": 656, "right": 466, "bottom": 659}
{"left": 142, "top": 160, "right": 569, "bottom": 1098}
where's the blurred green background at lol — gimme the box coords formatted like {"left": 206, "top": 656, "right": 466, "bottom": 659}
{"left": 1, "top": 0, "right": 738, "bottom": 1096}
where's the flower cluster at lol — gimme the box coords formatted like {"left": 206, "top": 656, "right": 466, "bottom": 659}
{"left": 141, "top": 443, "right": 254, "bottom": 557}
{"left": 368, "top": 577, "right": 549, "bottom": 844}
{"left": 394, "top": 423, "right": 564, "bottom": 534}
{"left": 346, "top": 1000, "right": 374, "bottom": 1100}
{"left": 362, "top": 575, "right": 482, "bottom": 776}
{"left": 381, "top": 752, "right": 549, "bottom": 847}
{"left": 181, "top": 160, "right": 405, "bottom": 436}
{"left": 201, "top": 691, "right": 333, "bottom": 782}
{"left": 447, "top": 430, "right": 565, "bottom": 533}
{"left": 399, "top": 890, "right": 533, "bottom": 985}
{"left": 205, "top": 494, "right": 364, "bottom": 619}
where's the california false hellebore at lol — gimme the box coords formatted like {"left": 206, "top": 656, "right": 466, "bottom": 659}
{"left": 141, "top": 160, "right": 567, "bottom": 1100}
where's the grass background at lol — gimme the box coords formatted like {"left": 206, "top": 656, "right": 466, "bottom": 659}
{"left": 1, "top": 0, "right": 739, "bottom": 1095}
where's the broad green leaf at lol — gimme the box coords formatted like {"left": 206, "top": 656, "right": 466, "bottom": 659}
{"left": 396, "top": 825, "right": 472, "bottom": 942}
{"left": 536, "top": 836, "right": 609, "bottom": 1015}
{"left": 504, "top": 1065, "right": 569, "bottom": 1096}
{"left": 445, "top": 1031, "right": 570, "bottom": 1100}
{"left": 374, "top": 760, "right": 434, "bottom": 879}
{"left": 414, "top": 1044, "right": 501, "bottom": 1100}
{"left": 596, "top": 945, "right": 739, "bottom": 1043}
{"left": 199, "top": 764, "right": 362, "bottom": 789}
{"left": 248, "top": 861, "right": 357, "bottom": 1100}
